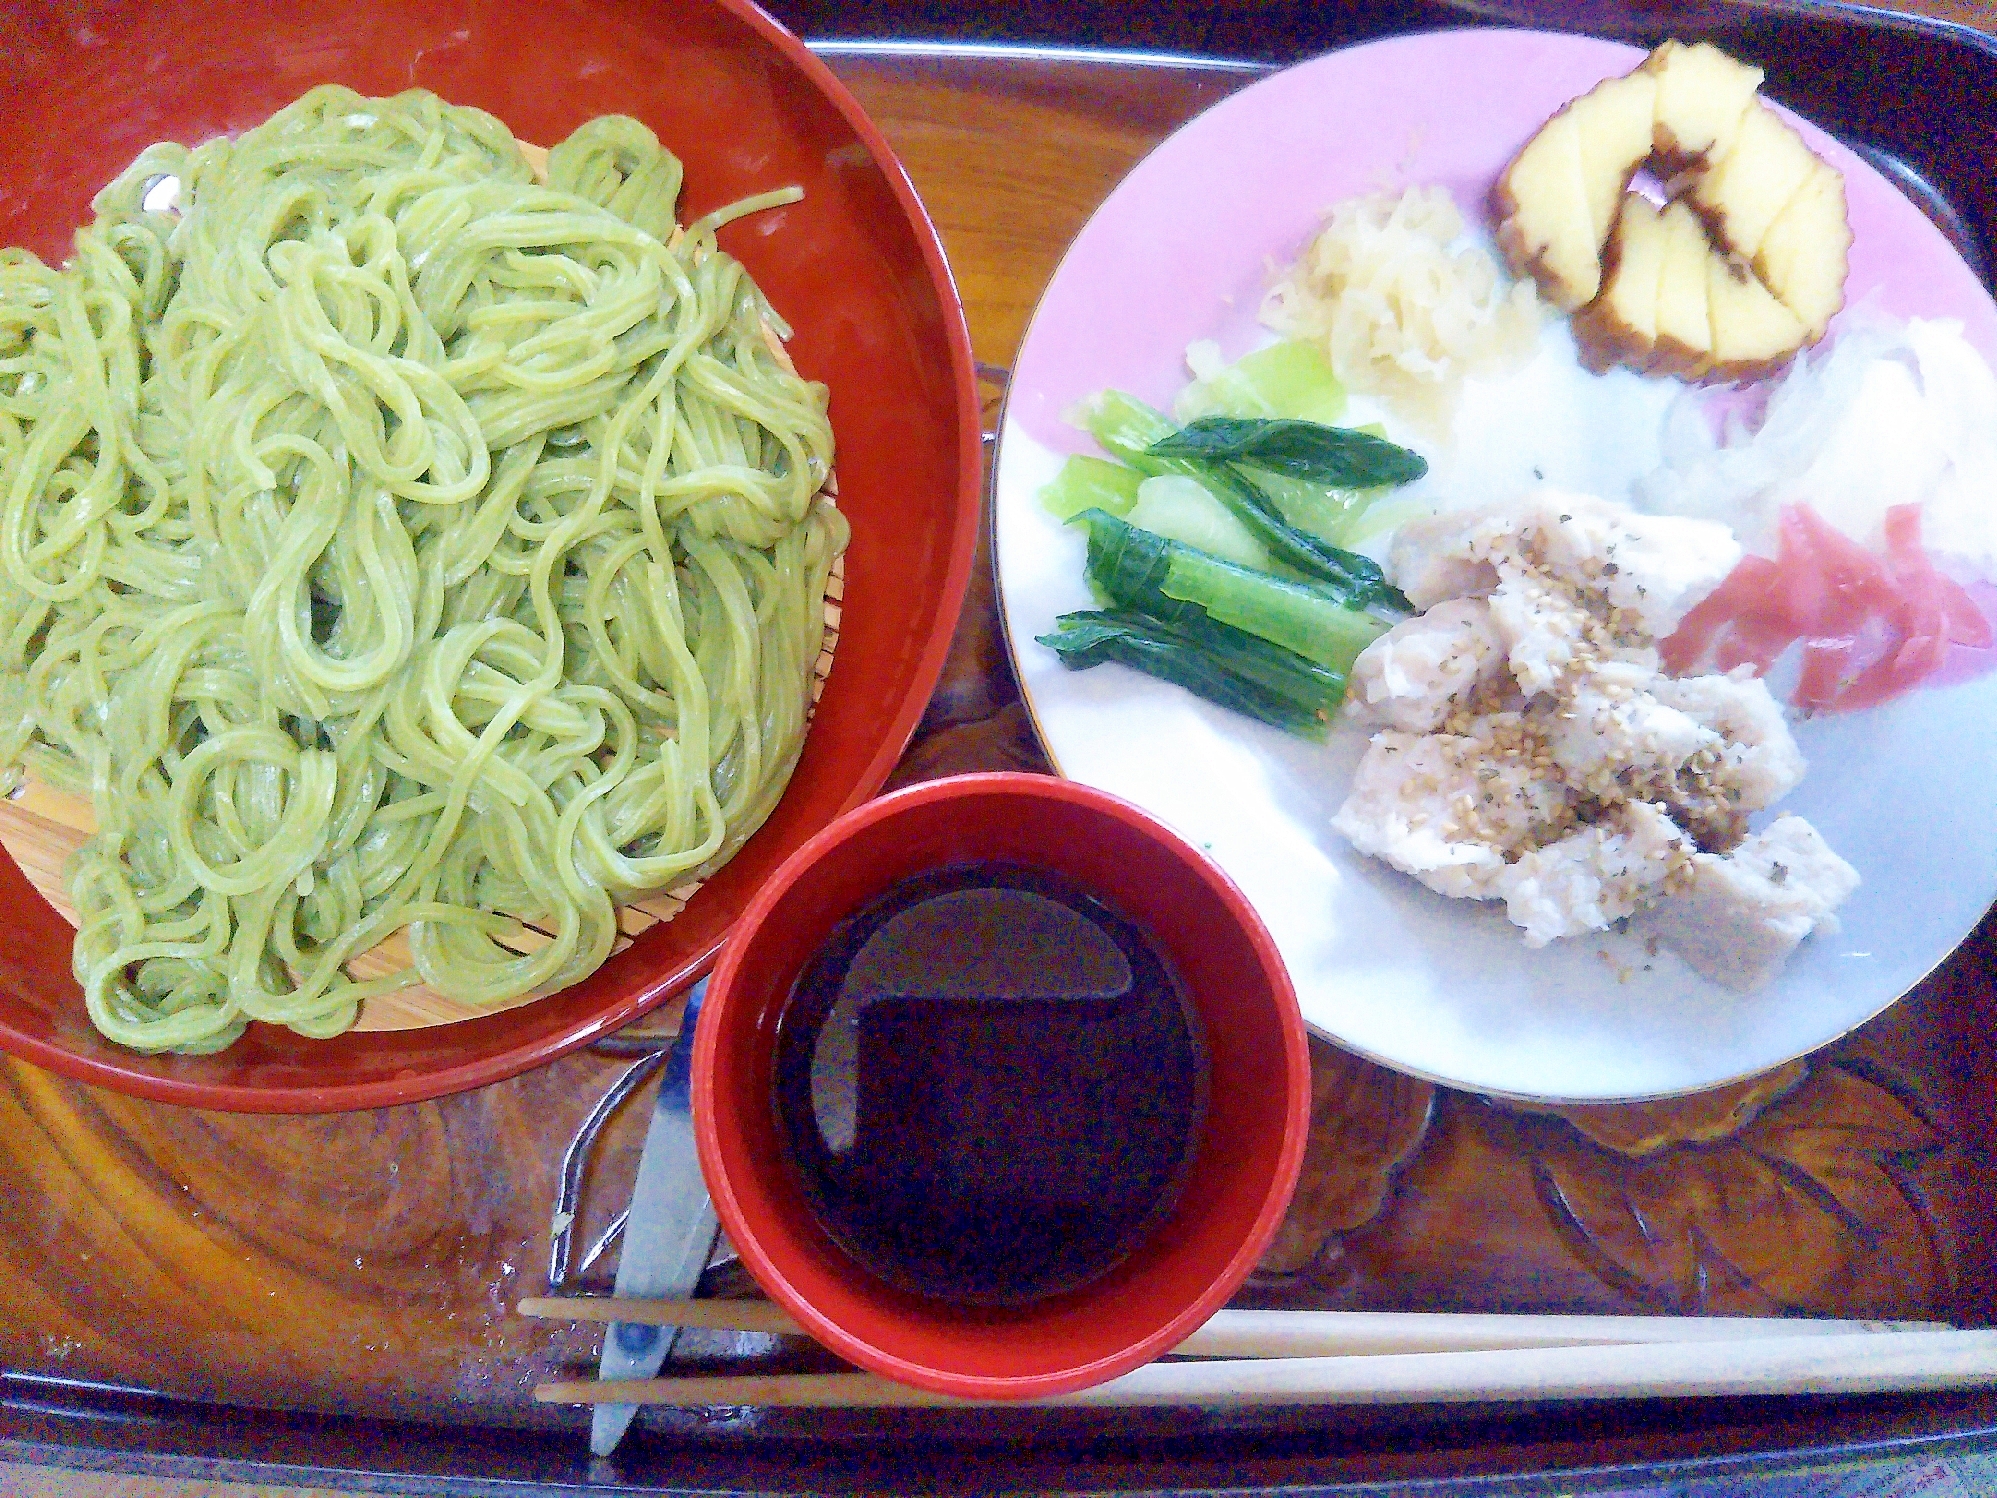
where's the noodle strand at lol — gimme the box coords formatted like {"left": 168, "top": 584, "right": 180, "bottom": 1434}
{"left": 0, "top": 86, "right": 846, "bottom": 1053}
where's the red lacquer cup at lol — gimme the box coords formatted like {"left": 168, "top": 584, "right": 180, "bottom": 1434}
{"left": 693, "top": 772, "right": 1312, "bottom": 1401}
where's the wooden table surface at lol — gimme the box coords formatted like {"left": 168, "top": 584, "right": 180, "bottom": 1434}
{"left": 7, "top": 3, "right": 1997, "bottom": 1491}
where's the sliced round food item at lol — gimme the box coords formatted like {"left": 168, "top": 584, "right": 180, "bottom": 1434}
{"left": 1653, "top": 198, "right": 1715, "bottom": 373}
{"left": 1573, "top": 195, "right": 1697, "bottom": 377}
{"left": 1493, "top": 70, "right": 1656, "bottom": 310}
{"left": 1687, "top": 103, "right": 1822, "bottom": 261}
{"left": 1707, "top": 249, "right": 1809, "bottom": 381}
{"left": 1575, "top": 195, "right": 1807, "bottom": 382}
{"left": 1646, "top": 39, "right": 1762, "bottom": 173}
{"left": 1748, "top": 158, "right": 1849, "bottom": 341}
{"left": 1493, "top": 39, "right": 1850, "bottom": 382}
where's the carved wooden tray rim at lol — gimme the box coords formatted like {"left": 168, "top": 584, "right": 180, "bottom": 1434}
{"left": 9, "top": 6, "right": 1997, "bottom": 1493}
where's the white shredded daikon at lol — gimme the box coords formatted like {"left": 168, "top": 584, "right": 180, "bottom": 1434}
{"left": 1633, "top": 310, "right": 1997, "bottom": 564}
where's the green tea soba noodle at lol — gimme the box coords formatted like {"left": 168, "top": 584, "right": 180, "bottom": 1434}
{"left": 0, "top": 87, "right": 847, "bottom": 1054}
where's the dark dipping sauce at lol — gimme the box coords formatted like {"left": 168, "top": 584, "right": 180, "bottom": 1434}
{"left": 771, "top": 861, "right": 1208, "bottom": 1306}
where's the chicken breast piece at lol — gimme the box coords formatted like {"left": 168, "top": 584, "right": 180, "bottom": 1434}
{"left": 1549, "top": 659, "right": 1718, "bottom": 800}
{"left": 1387, "top": 517, "right": 1502, "bottom": 611}
{"left": 1392, "top": 490, "right": 1741, "bottom": 647}
{"left": 1651, "top": 669, "right": 1806, "bottom": 810}
{"left": 1486, "top": 571, "right": 1601, "bottom": 698}
{"left": 1495, "top": 801, "right": 1693, "bottom": 946}
{"left": 1341, "top": 488, "right": 1849, "bottom": 977}
{"left": 1348, "top": 598, "right": 1509, "bottom": 732}
{"left": 1390, "top": 491, "right": 1626, "bottom": 613}
{"left": 1636, "top": 814, "right": 1860, "bottom": 990}
{"left": 1521, "top": 492, "right": 1743, "bottom": 637}
{"left": 1331, "top": 724, "right": 1572, "bottom": 901}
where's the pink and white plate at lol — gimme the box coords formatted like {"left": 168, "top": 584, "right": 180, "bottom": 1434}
{"left": 993, "top": 28, "right": 1997, "bottom": 1101}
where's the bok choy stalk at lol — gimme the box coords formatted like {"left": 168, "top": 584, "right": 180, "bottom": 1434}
{"left": 1076, "top": 509, "right": 1389, "bottom": 675}
{"left": 1039, "top": 454, "right": 1145, "bottom": 522}
{"left": 1036, "top": 609, "right": 1345, "bottom": 741}
{"left": 1078, "top": 393, "right": 1415, "bottom": 611}
{"left": 1036, "top": 387, "right": 1430, "bottom": 739}
{"left": 1172, "top": 338, "right": 1346, "bottom": 425}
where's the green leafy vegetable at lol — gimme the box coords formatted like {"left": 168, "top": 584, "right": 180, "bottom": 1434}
{"left": 1150, "top": 416, "right": 1428, "bottom": 489}
{"left": 1035, "top": 608, "right": 1342, "bottom": 740}
{"left": 1079, "top": 390, "right": 1179, "bottom": 470}
{"left": 1173, "top": 339, "right": 1346, "bottom": 425}
{"left": 1249, "top": 469, "right": 1378, "bottom": 548}
{"left": 1077, "top": 393, "right": 1410, "bottom": 609}
{"left": 1160, "top": 548, "right": 1389, "bottom": 673}
{"left": 1074, "top": 509, "right": 1389, "bottom": 673}
{"left": 1045, "top": 394, "right": 1428, "bottom": 739}
{"left": 1040, "top": 454, "right": 1145, "bottom": 522}
{"left": 1193, "top": 461, "right": 1410, "bottom": 610}
{"left": 1076, "top": 507, "right": 1201, "bottom": 626}
{"left": 1125, "top": 474, "right": 1272, "bottom": 570}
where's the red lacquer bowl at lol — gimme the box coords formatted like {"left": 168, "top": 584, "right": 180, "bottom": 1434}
{"left": 695, "top": 774, "right": 1313, "bottom": 1400}
{"left": 0, "top": 0, "right": 981, "bottom": 1111}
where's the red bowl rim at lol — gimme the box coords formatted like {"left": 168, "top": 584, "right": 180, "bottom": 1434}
{"left": 692, "top": 771, "right": 1314, "bottom": 1400}
{"left": 0, "top": 0, "right": 985, "bottom": 1114}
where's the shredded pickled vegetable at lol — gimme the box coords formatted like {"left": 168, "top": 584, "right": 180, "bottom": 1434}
{"left": 1261, "top": 186, "right": 1541, "bottom": 429}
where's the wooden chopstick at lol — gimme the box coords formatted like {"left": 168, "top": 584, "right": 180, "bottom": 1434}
{"left": 518, "top": 1295, "right": 1940, "bottom": 1359}
{"left": 532, "top": 1327, "right": 1997, "bottom": 1409}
